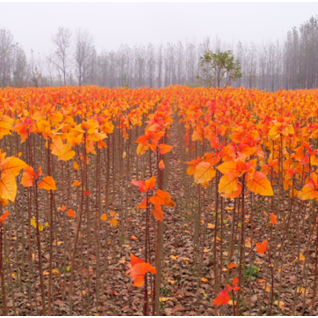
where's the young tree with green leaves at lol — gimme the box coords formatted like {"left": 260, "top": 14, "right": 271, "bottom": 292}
{"left": 197, "top": 50, "right": 242, "bottom": 88}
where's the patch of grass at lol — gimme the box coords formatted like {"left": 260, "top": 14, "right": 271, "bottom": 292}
{"left": 161, "top": 287, "right": 171, "bottom": 296}
{"left": 244, "top": 264, "right": 260, "bottom": 282}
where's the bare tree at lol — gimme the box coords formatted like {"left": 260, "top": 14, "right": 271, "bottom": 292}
{"left": 74, "top": 29, "right": 94, "bottom": 86}
{"left": 49, "top": 27, "right": 72, "bottom": 86}
{"left": 0, "top": 29, "right": 14, "bottom": 87}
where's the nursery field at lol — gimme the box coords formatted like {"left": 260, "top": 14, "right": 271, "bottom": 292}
{"left": 0, "top": 85, "right": 318, "bottom": 316}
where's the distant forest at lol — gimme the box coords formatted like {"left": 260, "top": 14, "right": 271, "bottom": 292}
{"left": 1, "top": 16, "right": 318, "bottom": 90}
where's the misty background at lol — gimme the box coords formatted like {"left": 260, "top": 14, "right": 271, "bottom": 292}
{"left": 1, "top": 2, "right": 318, "bottom": 90}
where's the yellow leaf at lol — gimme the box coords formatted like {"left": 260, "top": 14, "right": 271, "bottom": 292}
{"left": 0, "top": 198, "right": 9, "bottom": 207}
{"left": 57, "top": 241, "right": 63, "bottom": 246}
{"left": 87, "top": 131, "right": 106, "bottom": 142}
{"left": 45, "top": 222, "right": 49, "bottom": 227}
{"left": 194, "top": 162, "right": 216, "bottom": 184}
{"left": 50, "top": 137, "right": 64, "bottom": 156}
{"left": 295, "top": 253, "right": 305, "bottom": 261}
{"left": 228, "top": 300, "right": 236, "bottom": 306}
{"left": 201, "top": 277, "right": 208, "bottom": 282}
{"left": 0, "top": 157, "right": 27, "bottom": 178}
{"left": 262, "top": 285, "right": 271, "bottom": 292}
{"left": 58, "top": 144, "right": 75, "bottom": 161}
{"left": 30, "top": 219, "right": 36, "bottom": 227}
{"left": 110, "top": 218, "right": 118, "bottom": 228}
{"left": 218, "top": 172, "right": 241, "bottom": 197}
{"left": 0, "top": 174, "right": 17, "bottom": 202}
{"left": 159, "top": 297, "right": 172, "bottom": 302}
{"left": 137, "top": 143, "right": 149, "bottom": 156}
{"left": 217, "top": 161, "right": 239, "bottom": 175}
{"left": 100, "top": 213, "right": 107, "bottom": 221}
{"left": 216, "top": 237, "right": 221, "bottom": 242}
{"left": 38, "top": 224, "right": 43, "bottom": 232}
{"left": 273, "top": 300, "right": 284, "bottom": 308}
{"left": 203, "top": 248, "right": 210, "bottom": 253}
{"left": 296, "top": 287, "right": 306, "bottom": 294}
{"left": 207, "top": 223, "right": 215, "bottom": 229}
{"left": 122, "top": 151, "right": 126, "bottom": 159}
{"left": 170, "top": 255, "right": 178, "bottom": 260}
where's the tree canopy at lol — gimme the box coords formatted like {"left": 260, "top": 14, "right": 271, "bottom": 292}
{"left": 197, "top": 50, "right": 242, "bottom": 88}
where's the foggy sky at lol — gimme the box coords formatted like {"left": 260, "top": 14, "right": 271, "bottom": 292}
{"left": 1, "top": 2, "right": 317, "bottom": 56}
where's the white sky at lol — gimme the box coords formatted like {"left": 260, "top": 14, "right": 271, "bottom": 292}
{"left": 1, "top": 2, "right": 318, "bottom": 56}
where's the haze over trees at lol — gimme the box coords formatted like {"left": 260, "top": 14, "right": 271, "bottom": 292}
{"left": 0, "top": 16, "right": 318, "bottom": 90}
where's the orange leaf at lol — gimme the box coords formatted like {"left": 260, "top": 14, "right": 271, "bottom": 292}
{"left": 217, "top": 161, "right": 239, "bottom": 176}
{"left": 246, "top": 171, "right": 274, "bottom": 196}
{"left": 298, "top": 182, "right": 318, "bottom": 200}
{"left": 149, "top": 189, "right": 175, "bottom": 207}
{"left": 137, "top": 198, "right": 147, "bottom": 209}
{"left": 129, "top": 254, "right": 157, "bottom": 287}
{"left": 21, "top": 166, "right": 36, "bottom": 187}
{"left": 73, "top": 161, "right": 79, "bottom": 171}
{"left": 132, "top": 176, "right": 156, "bottom": 192}
{"left": 158, "top": 159, "right": 165, "bottom": 170}
{"left": 72, "top": 180, "right": 80, "bottom": 187}
{"left": 36, "top": 166, "right": 42, "bottom": 179}
{"left": 38, "top": 176, "right": 57, "bottom": 191}
{"left": 144, "top": 176, "right": 156, "bottom": 191}
{"left": 0, "top": 210, "right": 9, "bottom": 224}
{"left": 100, "top": 213, "right": 107, "bottom": 221}
{"left": 67, "top": 209, "right": 76, "bottom": 218}
{"left": 152, "top": 205, "right": 164, "bottom": 221}
{"left": 158, "top": 144, "right": 173, "bottom": 155}
{"left": 256, "top": 240, "right": 268, "bottom": 254}
{"left": 110, "top": 218, "right": 118, "bottom": 228}
{"left": 109, "top": 211, "right": 115, "bottom": 217}
{"left": 213, "top": 289, "right": 230, "bottom": 305}
{"left": 130, "top": 253, "right": 144, "bottom": 267}
{"left": 269, "top": 213, "right": 277, "bottom": 225}
{"left": 132, "top": 180, "right": 146, "bottom": 192}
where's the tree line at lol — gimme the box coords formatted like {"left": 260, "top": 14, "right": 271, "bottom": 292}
{"left": 1, "top": 16, "right": 318, "bottom": 90}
